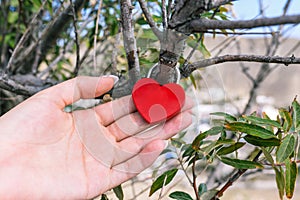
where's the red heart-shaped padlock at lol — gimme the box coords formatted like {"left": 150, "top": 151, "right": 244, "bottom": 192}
{"left": 132, "top": 78, "right": 185, "bottom": 124}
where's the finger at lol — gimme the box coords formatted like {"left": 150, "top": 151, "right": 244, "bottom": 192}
{"left": 96, "top": 90, "right": 195, "bottom": 127}
{"left": 36, "top": 76, "right": 117, "bottom": 108}
{"left": 107, "top": 112, "right": 151, "bottom": 142}
{"left": 109, "top": 139, "right": 165, "bottom": 182}
{"left": 95, "top": 95, "right": 136, "bottom": 126}
{"left": 119, "top": 110, "right": 192, "bottom": 148}
{"left": 182, "top": 95, "right": 195, "bottom": 111}
{"left": 110, "top": 110, "right": 192, "bottom": 166}
{"left": 106, "top": 96, "right": 194, "bottom": 141}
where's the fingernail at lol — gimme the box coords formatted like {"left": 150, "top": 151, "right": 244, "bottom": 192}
{"left": 103, "top": 75, "right": 119, "bottom": 85}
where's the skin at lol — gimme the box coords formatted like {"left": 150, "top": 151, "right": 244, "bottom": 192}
{"left": 0, "top": 76, "right": 193, "bottom": 199}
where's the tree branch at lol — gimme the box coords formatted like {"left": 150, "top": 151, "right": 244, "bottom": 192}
{"left": 169, "top": 0, "right": 235, "bottom": 31}
{"left": 70, "top": 0, "right": 81, "bottom": 76}
{"left": 5, "top": 0, "right": 48, "bottom": 72}
{"left": 161, "top": 0, "right": 168, "bottom": 29}
{"left": 214, "top": 150, "right": 262, "bottom": 199}
{"left": 188, "top": 14, "right": 300, "bottom": 33}
{"left": 93, "top": 0, "right": 103, "bottom": 71}
{"left": 39, "top": 0, "right": 86, "bottom": 61}
{"left": 0, "top": 73, "right": 52, "bottom": 96}
{"left": 137, "top": 0, "right": 162, "bottom": 39}
{"left": 120, "top": 0, "right": 140, "bottom": 87}
{"left": 192, "top": 156, "right": 200, "bottom": 200}
{"left": 181, "top": 54, "right": 300, "bottom": 77}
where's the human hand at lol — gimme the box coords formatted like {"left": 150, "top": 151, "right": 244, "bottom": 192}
{"left": 0, "top": 76, "right": 193, "bottom": 199}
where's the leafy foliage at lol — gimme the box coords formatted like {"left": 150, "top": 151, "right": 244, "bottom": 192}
{"left": 150, "top": 98, "right": 300, "bottom": 200}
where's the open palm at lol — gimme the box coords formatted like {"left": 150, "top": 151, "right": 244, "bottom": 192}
{"left": 0, "top": 76, "right": 193, "bottom": 199}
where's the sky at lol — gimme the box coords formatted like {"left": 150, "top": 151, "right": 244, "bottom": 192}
{"left": 232, "top": 0, "right": 300, "bottom": 39}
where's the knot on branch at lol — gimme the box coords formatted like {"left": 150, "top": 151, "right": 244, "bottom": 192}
{"left": 284, "top": 54, "right": 296, "bottom": 66}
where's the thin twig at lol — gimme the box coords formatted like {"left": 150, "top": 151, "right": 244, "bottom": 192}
{"left": 70, "top": 0, "right": 81, "bottom": 76}
{"left": 162, "top": 0, "right": 168, "bottom": 29}
{"left": 137, "top": 0, "right": 162, "bottom": 39}
{"left": 204, "top": 30, "right": 278, "bottom": 35}
{"left": 176, "top": 149, "right": 193, "bottom": 185}
{"left": 235, "top": 41, "right": 255, "bottom": 83}
{"left": 167, "top": 0, "right": 172, "bottom": 22}
{"left": 93, "top": 0, "right": 103, "bottom": 71}
{"left": 242, "top": 1, "right": 290, "bottom": 114}
{"left": 38, "top": 17, "right": 92, "bottom": 78}
{"left": 192, "top": 156, "right": 200, "bottom": 200}
{"left": 5, "top": 0, "right": 47, "bottom": 72}
{"left": 181, "top": 54, "right": 300, "bottom": 78}
{"left": 263, "top": 159, "right": 300, "bottom": 167}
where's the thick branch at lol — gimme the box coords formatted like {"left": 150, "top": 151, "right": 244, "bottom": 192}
{"left": 169, "top": 0, "right": 235, "bottom": 30}
{"left": 120, "top": 0, "right": 140, "bottom": 86}
{"left": 188, "top": 14, "right": 300, "bottom": 33}
{"left": 181, "top": 54, "right": 300, "bottom": 77}
{"left": 0, "top": 73, "right": 52, "bottom": 96}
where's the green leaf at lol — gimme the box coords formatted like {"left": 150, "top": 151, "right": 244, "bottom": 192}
{"left": 8, "top": 12, "right": 19, "bottom": 24}
{"left": 244, "top": 135, "right": 280, "bottom": 147}
{"left": 138, "top": 29, "right": 158, "bottom": 41}
{"left": 192, "top": 126, "right": 224, "bottom": 150}
{"left": 225, "top": 122, "right": 276, "bottom": 139}
{"left": 275, "top": 166, "right": 285, "bottom": 200}
{"left": 4, "top": 33, "right": 16, "bottom": 48}
{"left": 203, "top": 139, "right": 235, "bottom": 155}
{"left": 152, "top": 15, "right": 162, "bottom": 23}
{"left": 149, "top": 169, "right": 178, "bottom": 196}
{"left": 136, "top": 17, "right": 148, "bottom": 25}
{"left": 261, "top": 147, "right": 275, "bottom": 166}
{"left": 220, "top": 156, "right": 263, "bottom": 169}
{"left": 205, "top": 126, "right": 225, "bottom": 136}
{"left": 192, "top": 133, "right": 207, "bottom": 150}
{"left": 189, "top": 74, "right": 197, "bottom": 89}
{"left": 186, "top": 37, "right": 211, "bottom": 59}
{"left": 217, "top": 142, "right": 245, "bottom": 156}
{"left": 169, "top": 191, "right": 193, "bottom": 200}
{"left": 279, "top": 108, "right": 293, "bottom": 132}
{"left": 285, "top": 159, "right": 298, "bottom": 199}
{"left": 182, "top": 144, "right": 195, "bottom": 158}
{"left": 210, "top": 112, "right": 237, "bottom": 123}
{"left": 199, "top": 39, "right": 211, "bottom": 59}
{"left": 160, "top": 148, "right": 172, "bottom": 155}
{"left": 101, "top": 194, "right": 109, "bottom": 200}
{"left": 198, "top": 183, "right": 207, "bottom": 196}
{"left": 171, "top": 138, "right": 185, "bottom": 148}
{"left": 292, "top": 98, "right": 300, "bottom": 131}
{"left": 262, "top": 112, "right": 275, "bottom": 132}
{"left": 243, "top": 115, "right": 281, "bottom": 128}
{"left": 276, "top": 134, "right": 295, "bottom": 163}
{"left": 113, "top": 185, "right": 123, "bottom": 200}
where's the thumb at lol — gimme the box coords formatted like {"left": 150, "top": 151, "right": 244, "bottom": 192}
{"left": 37, "top": 75, "right": 119, "bottom": 108}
